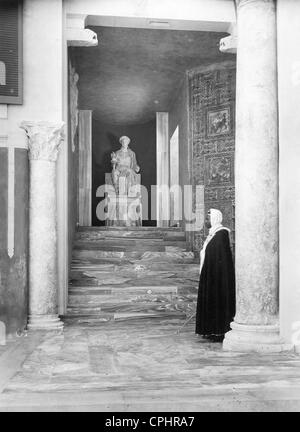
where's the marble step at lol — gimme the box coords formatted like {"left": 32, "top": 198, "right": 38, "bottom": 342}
{"left": 69, "top": 267, "right": 199, "bottom": 286}
{"left": 69, "top": 273, "right": 198, "bottom": 287}
{"left": 67, "top": 303, "right": 196, "bottom": 317}
{"left": 69, "top": 285, "right": 198, "bottom": 296}
{"left": 70, "top": 261, "right": 200, "bottom": 272}
{"left": 69, "top": 280, "right": 198, "bottom": 290}
{"left": 76, "top": 229, "right": 186, "bottom": 241}
{"left": 72, "top": 250, "right": 196, "bottom": 262}
{"left": 67, "top": 297, "right": 195, "bottom": 311}
{"left": 78, "top": 226, "right": 184, "bottom": 232}
{"left": 63, "top": 310, "right": 187, "bottom": 325}
{"left": 67, "top": 283, "right": 196, "bottom": 321}
{"left": 69, "top": 285, "right": 179, "bottom": 301}
{"left": 68, "top": 290, "right": 197, "bottom": 306}
{"left": 74, "top": 240, "right": 187, "bottom": 252}
{"left": 69, "top": 286, "right": 197, "bottom": 297}
{"left": 66, "top": 298, "right": 192, "bottom": 313}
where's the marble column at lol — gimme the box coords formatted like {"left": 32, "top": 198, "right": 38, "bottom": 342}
{"left": 223, "top": 0, "right": 290, "bottom": 352}
{"left": 20, "top": 121, "right": 64, "bottom": 331}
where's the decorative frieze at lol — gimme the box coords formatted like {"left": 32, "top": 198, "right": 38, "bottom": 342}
{"left": 205, "top": 186, "right": 235, "bottom": 202}
{"left": 205, "top": 153, "right": 234, "bottom": 186}
{"left": 189, "top": 64, "right": 236, "bottom": 252}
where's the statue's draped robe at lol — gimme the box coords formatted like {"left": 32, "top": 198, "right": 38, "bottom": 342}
{"left": 112, "top": 148, "right": 139, "bottom": 194}
{"left": 195, "top": 229, "right": 236, "bottom": 336}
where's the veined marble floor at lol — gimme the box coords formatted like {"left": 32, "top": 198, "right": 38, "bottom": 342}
{"left": 1, "top": 319, "right": 300, "bottom": 412}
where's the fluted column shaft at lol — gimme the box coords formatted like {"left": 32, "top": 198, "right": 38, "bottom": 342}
{"left": 20, "top": 121, "right": 64, "bottom": 330}
{"left": 223, "top": 0, "right": 290, "bottom": 352}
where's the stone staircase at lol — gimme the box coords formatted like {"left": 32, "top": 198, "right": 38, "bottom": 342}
{"left": 64, "top": 227, "right": 199, "bottom": 324}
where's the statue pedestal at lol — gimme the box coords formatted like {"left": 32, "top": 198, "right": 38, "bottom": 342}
{"left": 106, "top": 195, "right": 142, "bottom": 227}
{"left": 105, "top": 173, "right": 142, "bottom": 227}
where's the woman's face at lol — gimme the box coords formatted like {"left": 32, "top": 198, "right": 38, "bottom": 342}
{"left": 121, "top": 138, "right": 130, "bottom": 149}
{"left": 205, "top": 212, "right": 211, "bottom": 229}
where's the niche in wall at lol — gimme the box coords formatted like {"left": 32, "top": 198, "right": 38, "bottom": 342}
{"left": 92, "top": 119, "right": 157, "bottom": 226}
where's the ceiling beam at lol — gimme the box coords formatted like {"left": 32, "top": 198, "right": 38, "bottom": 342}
{"left": 65, "top": 0, "right": 236, "bottom": 33}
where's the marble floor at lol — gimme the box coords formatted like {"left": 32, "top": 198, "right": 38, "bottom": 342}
{"left": 1, "top": 319, "right": 300, "bottom": 411}
{"left": 2, "top": 227, "right": 299, "bottom": 411}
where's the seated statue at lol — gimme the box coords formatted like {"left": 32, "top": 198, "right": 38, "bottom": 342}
{"left": 111, "top": 135, "right": 140, "bottom": 195}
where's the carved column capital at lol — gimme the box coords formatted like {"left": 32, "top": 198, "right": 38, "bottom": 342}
{"left": 20, "top": 121, "right": 64, "bottom": 162}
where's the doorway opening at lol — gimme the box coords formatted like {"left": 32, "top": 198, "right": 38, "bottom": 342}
{"left": 69, "top": 23, "right": 233, "bottom": 229}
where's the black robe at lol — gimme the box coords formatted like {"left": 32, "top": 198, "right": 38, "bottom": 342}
{"left": 195, "top": 229, "right": 235, "bottom": 336}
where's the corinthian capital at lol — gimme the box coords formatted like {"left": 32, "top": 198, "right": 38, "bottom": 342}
{"left": 20, "top": 121, "right": 64, "bottom": 162}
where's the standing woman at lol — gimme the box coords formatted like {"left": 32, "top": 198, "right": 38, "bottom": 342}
{"left": 195, "top": 208, "right": 235, "bottom": 342}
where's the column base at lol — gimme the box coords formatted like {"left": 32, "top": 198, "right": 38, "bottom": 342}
{"left": 27, "top": 314, "right": 64, "bottom": 331}
{"left": 223, "top": 322, "right": 292, "bottom": 353}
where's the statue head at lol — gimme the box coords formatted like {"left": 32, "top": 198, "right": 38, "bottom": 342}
{"left": 119, "top": 135, "right": 130, "bottom": 150}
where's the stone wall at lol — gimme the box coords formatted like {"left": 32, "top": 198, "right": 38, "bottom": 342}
{"left": 188, "top": 61, "right": 236, "bottom": 254}
{"left": 0, "top": 147, "right": 28, "bottom": 337}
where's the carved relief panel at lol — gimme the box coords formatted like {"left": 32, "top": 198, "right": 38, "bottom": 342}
{"left": 189, "top": 64, "right": 236, "bottom": 254}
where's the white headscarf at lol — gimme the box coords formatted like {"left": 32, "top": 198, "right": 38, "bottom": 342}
{"left": 199, "top": 208, "right": 230, "bottom": 275}
{"left": 209, "top": 208, "right": 223, "bottom": 235}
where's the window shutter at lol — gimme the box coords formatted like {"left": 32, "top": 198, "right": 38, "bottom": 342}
{"left": 0, "top": 0, "right": 22, "bottom": 104}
